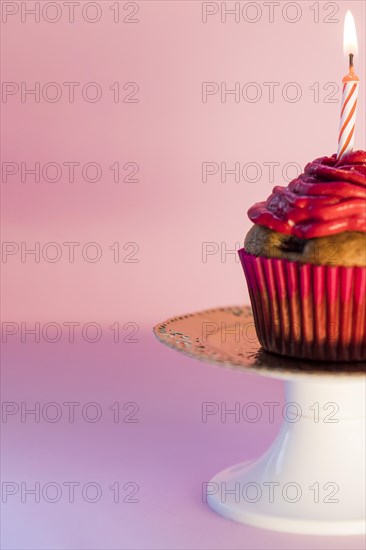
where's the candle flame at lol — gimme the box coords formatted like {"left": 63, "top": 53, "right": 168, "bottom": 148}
{"left": 343, "top": 10, "right": 358, "bottom": 57}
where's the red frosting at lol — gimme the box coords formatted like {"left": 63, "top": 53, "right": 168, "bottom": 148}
{"left": 248, "top": 150, "right": 366, "bottom": 239}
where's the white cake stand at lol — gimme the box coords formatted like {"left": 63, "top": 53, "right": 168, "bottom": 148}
{"left": 154, "top": 306, "right": 366, "bottom": 535}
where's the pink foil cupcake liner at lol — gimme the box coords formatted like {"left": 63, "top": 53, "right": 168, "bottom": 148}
{"left": 238, "top": 248, "right": 366, "bottom": 362}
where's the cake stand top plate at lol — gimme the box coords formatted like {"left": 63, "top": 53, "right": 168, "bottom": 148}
{"left": 153, "top": 306, "right": 366, "bottom": 381}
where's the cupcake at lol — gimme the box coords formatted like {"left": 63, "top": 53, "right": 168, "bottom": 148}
{"left": 238, "top": 150, "right": 366, "bottom": 362}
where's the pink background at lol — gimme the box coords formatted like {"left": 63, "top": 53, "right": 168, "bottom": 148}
{"left": 1, "top": 1, "right": 366, "bottom": 548}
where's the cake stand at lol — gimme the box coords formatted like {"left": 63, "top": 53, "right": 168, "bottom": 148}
{"left": 154, "top": 306, "right": 366, "bottom": 535}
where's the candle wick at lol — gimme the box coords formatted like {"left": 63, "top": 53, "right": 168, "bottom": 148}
{"left": 349, "top": 53, "right": 354, "bottom": 69}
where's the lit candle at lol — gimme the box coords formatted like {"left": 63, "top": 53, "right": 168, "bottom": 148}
{"left": 337, "top": 10, "right": 359, "bottom": 160}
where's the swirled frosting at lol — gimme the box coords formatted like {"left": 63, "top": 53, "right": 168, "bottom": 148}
{"left": 248, "top": 150, "right": 366, "bottom": 239}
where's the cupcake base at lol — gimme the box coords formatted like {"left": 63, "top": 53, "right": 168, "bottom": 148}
{"left": 238, "top": 248, "right": 366, "bottom": 362}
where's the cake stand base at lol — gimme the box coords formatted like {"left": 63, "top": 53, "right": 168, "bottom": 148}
{"left": 207, "top": 377, "right": 365, "bottom": 535}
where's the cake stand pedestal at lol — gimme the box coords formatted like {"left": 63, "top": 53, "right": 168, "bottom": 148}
{"left": 154, "top": 306, "right": 366, "bottom": 535}
{"left": 207, "top": 375, "right": 365, "bottom": 535}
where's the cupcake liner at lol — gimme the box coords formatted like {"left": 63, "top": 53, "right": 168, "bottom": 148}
{"left": 238, "top": 248, "right": 366, "bottom": 362}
